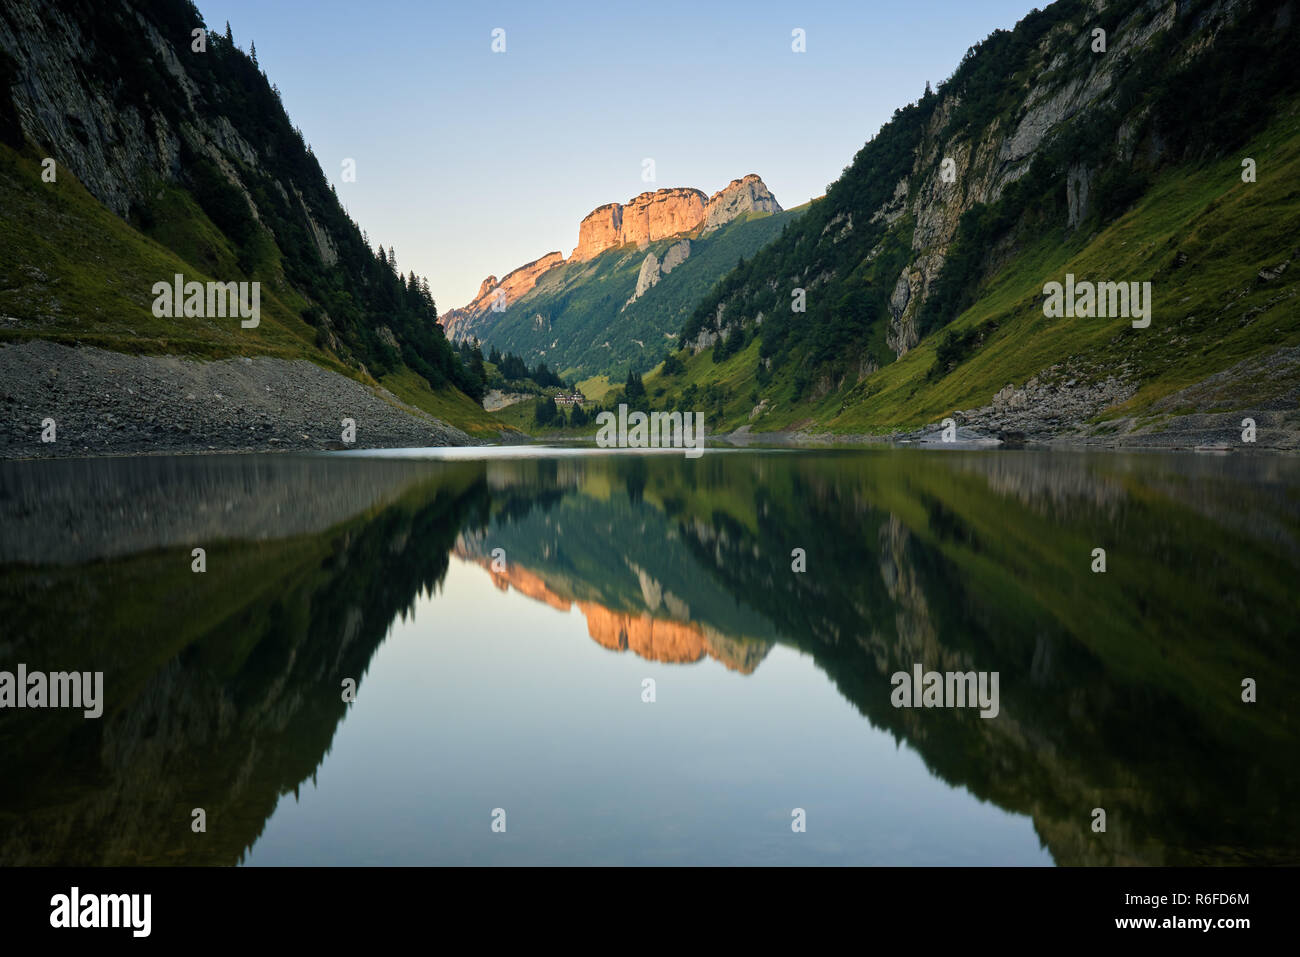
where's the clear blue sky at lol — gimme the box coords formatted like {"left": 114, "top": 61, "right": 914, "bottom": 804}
{"left": 195, "top": 0, "right": 1038, "bottom": 309}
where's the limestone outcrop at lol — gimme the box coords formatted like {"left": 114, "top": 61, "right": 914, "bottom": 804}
{"left": 627, "top": 239, "right": 691, "bottom": 307}
{"left": 570, "top": 187, "right": 708, "bottom": 262}
{"left": 570, "top": 175, "right": 782, "bottom": 262}
{"left": 702, "top": 174, "right": 782, "bottom": 234}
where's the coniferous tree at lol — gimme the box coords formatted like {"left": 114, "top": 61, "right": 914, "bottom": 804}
{"left": 250, "top": 40, "right": 258, "bottom": 66}
{"left": 531, "top": 361, "right": 563, "bottom": 388}
{"left": 224, "top": 21, "right": 232, "bottom": 43}
{"left": 625, "top": 368, "right": 646, "bottom": 400}
{"left": 469, "top": 343, "right": 486, "bottom": 387}
{"left": 499, "top": 353, "right": 529, "bottom": 381}
{"left": 534, "top": 396, "right": 557, "bottom": 426}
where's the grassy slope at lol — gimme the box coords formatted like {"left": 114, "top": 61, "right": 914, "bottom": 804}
{"left": 575, "top": 373, "right": 614, "bottom": 402}
{"left": 642, "top": 101, "right": 1300, "bottom": 435}
{"left": 0, "top": 145, "right": 319, "bottom": 359}
{"left": 380, "top": 365, "right": 505, "bottom": 436}
{"left": 0, "top": 143, "right": 508, "bottom": 435}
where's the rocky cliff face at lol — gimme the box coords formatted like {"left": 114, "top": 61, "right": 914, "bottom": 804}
{"left": 570, "top": 187, "right": 707, "bottom": 262}
{"left": 1, "top": 2, "right": 180, "bottom": 218}
{"left": 571, "top": 175, "right": 783, "bottom": 262}
{"left": 702, "top": 174, "right": 782, "bottom": 234}
{"left": 0, "top": 1, "right": 334, "bottom": 265}
{"left": 441, "top": 175, "right": 781, "bottom": 341}
{"left": 880, "top": 0, "right": 1190, "bottom": 357}
{"left": 627, "top": 239, "right": 691, "bottom": 306}
{"left": 441, "top": 250, "right": 564, "bottom": 341}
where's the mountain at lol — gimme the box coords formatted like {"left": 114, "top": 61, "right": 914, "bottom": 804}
{"left": 652, "top": 0, "right": 1300, "bottom": 446}
{"left": 0, "top": 0, "right": 503, "bottom": 453}
{"left": 439, "top": 175, "right": 793, "bottom": 380}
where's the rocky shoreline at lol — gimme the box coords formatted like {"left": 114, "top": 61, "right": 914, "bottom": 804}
{"left": 727, "top": 421, "right": 1300, "bottom": 452}
{"left": 0, "top": 341, "right": 490, "bottom": 459}
{"left": 4, "top": 339, "right": 1296, "bottom": 459}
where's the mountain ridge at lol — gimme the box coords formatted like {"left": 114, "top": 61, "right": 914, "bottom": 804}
{"left": 440, "top": 173, "right": 782, "bottom": 345}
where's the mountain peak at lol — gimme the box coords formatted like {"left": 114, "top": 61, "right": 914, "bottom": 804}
{"left": 569, "top": 176, "right": 780, "bottom": 263}
{"left": 702, "top": 174, "right": 781, "bottom": 234}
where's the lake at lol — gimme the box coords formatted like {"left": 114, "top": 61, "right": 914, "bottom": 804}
{"left": 0, "top": 447, "right": 1296, "bottom": 865}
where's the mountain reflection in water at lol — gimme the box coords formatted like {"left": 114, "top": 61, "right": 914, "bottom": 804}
{"left": 0, "top": 449, "right": 1295, "bottom": 865}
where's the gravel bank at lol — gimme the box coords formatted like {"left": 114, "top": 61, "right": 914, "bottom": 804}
{"left": 0, "top": 341, "right": 486, "bottom": 458}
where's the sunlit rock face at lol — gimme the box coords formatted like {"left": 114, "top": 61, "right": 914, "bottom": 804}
{"left": 569, "top": 175, "right": 782, "bottom": 262}
{"left": 701, "top": 174, "right": 782, "bottom": 234}
{"left": 439, "top": 251, "right": 565, "bottom": 341}
{"left": 570, "top": 188, "right": 708, "bottom": 262}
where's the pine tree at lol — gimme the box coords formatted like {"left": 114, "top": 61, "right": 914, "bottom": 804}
{"left": 250, "top": 41, "right": 258, "bottom": 66}
{"left": 224, "top": 21, "right": 232, "bottom": 43}
{"left": 469, "top": 344, "right": 486, "bottom": 384}
{"left": 534, "top": 397, "right": 557, "bottom": 426}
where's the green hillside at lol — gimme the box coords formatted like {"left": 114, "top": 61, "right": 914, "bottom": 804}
{"left": 647, "top": 101, "right": 1300, "bottom": 434}
{"left": 0, "top": 0, "right": 501, "bottom": 435}
{"left": 0, "top": 144, "right": 504, "bottom": 434}
{"left": 640, "top": 0, "right": 1300, "bottom": 438}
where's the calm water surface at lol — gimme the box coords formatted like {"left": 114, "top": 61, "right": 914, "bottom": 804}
{"left": 0, "top": 448, "right": 1295, "bottom": 865}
